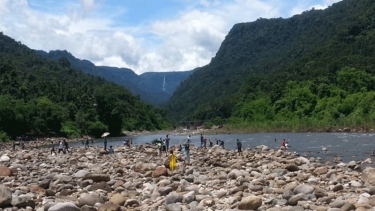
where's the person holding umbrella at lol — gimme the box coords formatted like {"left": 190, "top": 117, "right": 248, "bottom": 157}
{"left": 102, "top": 132, "right": 110, "bottom": 151}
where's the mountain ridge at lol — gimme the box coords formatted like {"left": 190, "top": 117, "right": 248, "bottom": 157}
{"left": 36, "top": 50, "right": 195, "bottom": 106}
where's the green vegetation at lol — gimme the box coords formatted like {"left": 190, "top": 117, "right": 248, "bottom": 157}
{"left": 165, "top": 0, "right": 375, "bottom": 131}
{"left": 0, "top": 33, "right": 171, "bottom": 139}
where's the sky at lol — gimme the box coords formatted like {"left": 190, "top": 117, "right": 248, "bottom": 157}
{"left": 0, "top": 0, "right": 342, "bottom": 75}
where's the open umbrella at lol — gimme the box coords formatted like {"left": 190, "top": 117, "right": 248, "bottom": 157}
{"left": 101, "top": 132, "right": 110, "bottom": 138}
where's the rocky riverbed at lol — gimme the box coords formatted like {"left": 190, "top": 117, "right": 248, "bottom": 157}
{"left": 0, "top": 144, "right": 375, "bottom": 211}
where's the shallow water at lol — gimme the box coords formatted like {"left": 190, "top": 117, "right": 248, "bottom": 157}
{"left": 69, "top": 132, "right": 375, "bottom": 163}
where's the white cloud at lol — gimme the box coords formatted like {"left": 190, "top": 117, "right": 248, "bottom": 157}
{"left": 289, "top": 0, "right": 342, "bottom": 16}
{"left": 0, "top": 0, "right": 342, "bottom": 74}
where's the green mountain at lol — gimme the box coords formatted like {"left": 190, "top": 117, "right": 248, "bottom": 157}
{"left": 166, "top": 0, "right": 375, "bottom": 131}
{"left": 36, "top": 50, "right": 195, "bottom": 106}
{"left": 0, "top": 32, "right": 170, "bottom": 139}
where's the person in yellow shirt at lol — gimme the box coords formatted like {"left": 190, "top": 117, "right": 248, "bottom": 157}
{"left": 169, "top": 150, "right": 177, "bottom": 170}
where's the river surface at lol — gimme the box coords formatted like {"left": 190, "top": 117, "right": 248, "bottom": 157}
{"left": 69, "top": 132, "right": 375, "bottom": 163}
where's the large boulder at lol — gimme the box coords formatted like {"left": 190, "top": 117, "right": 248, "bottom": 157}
{"left": 0, "top": 166, "right": 12, "bottom": 177}
{"left": 165, "top": 192, "right": 183, "bottom": 204}
{"left": 0, "top": 185, "right": 12, "bottom": 207}
{"left": 293, "top": 184, "right": 314, "bottom": 195}
{"left": 134, "top": 162, "right": 157, "bottom": 173}
{"left": 238, "top": 195, "right": 262, "bottom": 210}
{"left": 152, "top": 166, "right": 168, "bottom": 178}
{"left": 228, "top": 169, "right": 243, "bottom": 179}
{"left": 73, "top": 170, "right": 90, "bottom": 178}
{"left": 11, "top": 196, "right": 36, "bottom": 209}
{"left": 361, "top": 168, "right": 375, "bottom": 185}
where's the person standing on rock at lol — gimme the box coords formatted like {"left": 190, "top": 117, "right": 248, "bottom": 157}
{"left": 51, "top": 141, "right": 56, "bottom": 155}
{"left": 85, "top": 139, "right": 89, "bottom": 149}
{"left": 200, "top": 134, "right": 204, "bottom": 148}
{"left": 157, "top": 142, "right": 162, "bottom": 157}
{"left": 63, "top": 139, "right": 70, "bottom": 154}
{"left": 184, "top": 142, "right": 190, "bottom": 165}
{"left": 220, "top": 140, "right": 225, "bottom": 148}
{"left": 169, "top": 150, "right": 177, "bottom": 171}
{"left": 237, "top": 139, "right": 243, "bottom": 156}
{"left": 58, "top": 141, "right": 64, "bottom": 154}
{"left": 166, "top": 135, "right": 170, "bottom": 152}
{"left": 104, "top": 137, "right": 107, "bottom": 151}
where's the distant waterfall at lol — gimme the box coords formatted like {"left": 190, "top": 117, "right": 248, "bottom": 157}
{"left": 162, "top": 76, "right": 166, "bottom": 91}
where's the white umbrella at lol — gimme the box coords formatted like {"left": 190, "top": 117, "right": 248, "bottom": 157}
{"left": 101, "top": 132, "right": 110, "bottom": 138}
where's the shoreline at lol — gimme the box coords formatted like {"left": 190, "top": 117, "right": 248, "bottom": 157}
{"left": 0, "top": 143, "right": 375, "bottom": 210}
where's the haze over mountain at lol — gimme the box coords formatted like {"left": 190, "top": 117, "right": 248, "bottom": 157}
{"left": 36, "top": 50, "right": 195, "bottom": 106}
{"left": 165, "top": 0, "right": 375, "bottom": 131}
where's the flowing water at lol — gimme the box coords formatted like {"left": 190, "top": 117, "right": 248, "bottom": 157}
{"left": 70, "top": 132, "right": 375, "bottom": 163}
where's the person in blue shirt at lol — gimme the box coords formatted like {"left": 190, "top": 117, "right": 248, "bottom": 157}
{"left": 108, "top": 146, "right": 114, "bottom": 154}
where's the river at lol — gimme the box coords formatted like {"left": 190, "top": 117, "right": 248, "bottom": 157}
{"left": 68, "top": 132, "right": 375, "bottom": 163}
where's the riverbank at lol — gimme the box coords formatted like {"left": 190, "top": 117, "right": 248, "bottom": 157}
{"left": 0, "top": 143, "right": 375, "bottom": 210}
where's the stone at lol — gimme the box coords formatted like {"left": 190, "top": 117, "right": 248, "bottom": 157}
{"left": 124, "top": 199, "right": 139, "bottom": 207}
{"left": 288, "top": 193, "right": 306, "bottom": 206}
{"left": 341, "top": 203, "right": 356, "bottom": 211}
{"left": 87, "top": 181, "right": 112, "bottom": 192}
{"left": 109, "top": 193, "right": 126, "bottom": 206}
{"left": 165, "top": 192, "right": 183, "bottom": 204}
{"left": 97, "top": 202, "right": 120, "bottom": 211}
{"left": 238, "top": 195, "right": 262, "bottom": 210}
{"left": 73, "top": 170, "right": 89, "bottom": 178}
{"left": 313, "top": 166, "right": 328, "bottom": 176}
{"left": 11, "top": 196, "right": 36, "bottom": 209}
{"left": 166, "top": 203, "right": 182, "bottom": 211}
{"left": 329, "top": 200, "right": 347, "bottom": 208}
{"left": 332, "top": 184, "right": 343, "bottom": 192}
{"left": 282, "top": 190, "right": 293, "bottom": 200}
{"left": 158, "top": 186, "right": 174, "bottom": 196}
{"left": 80, "top": 205, "right": 98, "bottom": 211}
{"left": 48, "top": 202, "right": 80, "bottom": 211}
{"left": 0, "top": 166, "right": 12, "bottom": 177}
{"left": 228, "top": 169, "right": 244, "bottom": 179}
{"left": 0, "top": 185, "right": 12, "bottom": 207}
{"left": 23, "top": 154, "right": 32, "bottom": 160}
{"left": 199, "top": 197, "right": 215, "bottom": 207}
{"left": 39, "top": 179, "right": 51, "bottom": 189}
{"left": 285, "top": 164, "right": 299, "bottom": 172}
{"left": 152, "top": 166, "right": 168, "bottom": 178}
{"left": 78, "top": 193, "right": 105, "bottom": 207}
{"left": 0, "top": 155, "right": 10, "bottom": 162}
{"left": 83, "top": 173, "right": 110, "bottom": 182}
{"left": 183, "top": 191, "right": 195, "bottom": 204}
{"left": 293, "top": 184, "right": 314, "bottom": 195}
{"left": 361, "top": 168, "right": 375, "bottom": 185}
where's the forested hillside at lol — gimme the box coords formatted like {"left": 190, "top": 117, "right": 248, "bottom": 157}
{"left": 37, "top": 50, "right": 194, "bottom": 105}
{"left": 0, "top": 33, "right": 170, "bottom": 139}
{"left": 166, "top": 0, "right": 375, "bottom": 131}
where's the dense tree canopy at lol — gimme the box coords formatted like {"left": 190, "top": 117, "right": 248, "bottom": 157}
{"left": 165, "top": 0, "right": 375, "bottom": 131}
{"left": 0, "top": 32, "right": 170, "bottom": 139}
